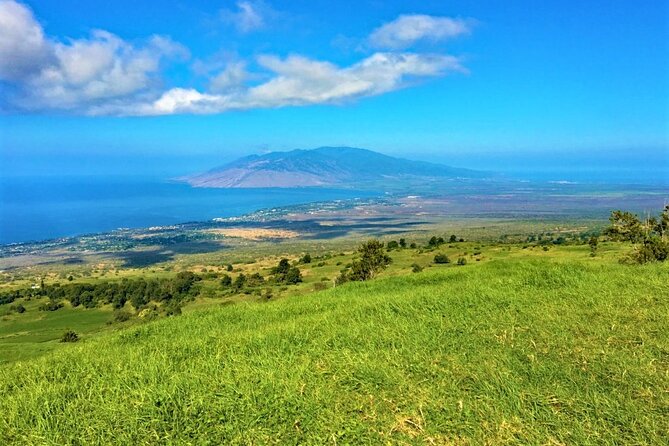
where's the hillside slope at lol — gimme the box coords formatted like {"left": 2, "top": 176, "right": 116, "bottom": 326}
{"left": 1, "top": 259, "right": 667, "bottom": 444}
{"left": 184, "top": 146, "right": 488, "bottom": 188}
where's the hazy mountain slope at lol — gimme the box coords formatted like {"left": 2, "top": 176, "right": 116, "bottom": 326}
{"left": 184, "top": 147, "right": 488, "bottom": 188}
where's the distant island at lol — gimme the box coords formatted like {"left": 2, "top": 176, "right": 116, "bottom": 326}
{"left": 182, "top": 147, "right": 490, "bottom": 188}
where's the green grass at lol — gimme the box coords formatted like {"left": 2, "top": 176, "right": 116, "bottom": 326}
{"left": 1, "top": 258, "right": 667, "bottom": 444}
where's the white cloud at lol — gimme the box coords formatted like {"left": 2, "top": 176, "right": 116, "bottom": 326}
{"left": 219, "top": 1, "right": 266, "bottom": 33}
{"left": 107, "top": 52, "right": 464, "bottom": 116}
{"left": 0, "top": 1, "right": 473, "bottom": 116}
{"left": 209, "top": 61, "right": 249, "bottom": 93}
{"left": 369, "top": 14, "right": 472, "bottom": 49}
{"left": 0, "top": 0, "right": 188, "bottom": 112}
{"left": 0, "top": 0, "right": 52, "bottom": 80}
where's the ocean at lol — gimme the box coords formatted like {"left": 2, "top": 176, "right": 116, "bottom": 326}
{"left": 0, "top": 176, "right": 376, "bottom": 244}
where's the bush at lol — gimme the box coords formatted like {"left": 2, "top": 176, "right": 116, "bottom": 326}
{"left": 457, "top": 257, "right": 467, "bottom": 266}
{"left": 164, "top": 301, "right": 182, "bottom": 316}
{"left": 60, "top": 330, "right": 79, "bottom": 343}
{"left": 10, "top": 304, "right": 26, "bottom": 314}
{"left": 313, "top": 282, "right": 327, "bottom": 291}
{"left": 411, "top": 263, "right": 423, "bottom": 273}
{"left": 433, "top": 254, "right": 450, "bottom": 264}
{"left": 220, "top": 274, "right": 232, "bottom": 287}
{"left": 39, "top": 300, "right": 63, "bottom": 311}
{"left": 113, "top": 310, "right": 131, "bottom": 323}
{"left": 300, "top": 253, "right": 312, "bottom": 264}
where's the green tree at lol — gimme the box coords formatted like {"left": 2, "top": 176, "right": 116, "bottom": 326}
{"left": 399, "top": 238, "right": 406, "bottom": 248}
{"left": 220, "top": 274, "right": 232, "bottom": 287}
{"left": 346, "top": 240, "right": 392, "bottom": 281}
{"left": 588, "top": 235, "right": 599, "bottom": 256}
{"left": 284, "top": 267, "right": 303, "bottom": 284}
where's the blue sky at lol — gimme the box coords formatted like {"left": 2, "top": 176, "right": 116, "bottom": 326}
{"left": 1, "top": 0, "right": 667, "bottom": 180}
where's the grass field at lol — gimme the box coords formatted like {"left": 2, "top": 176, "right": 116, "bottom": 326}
{"left": 1, "top": 239, "right": 627, "bottom": 364}
{"left": 1, "top": 255, "right": 667, "bottom": 444}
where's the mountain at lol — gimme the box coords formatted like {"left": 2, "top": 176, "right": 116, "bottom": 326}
{"left": 183, "top": 147, "right": 489, "bottom": 188}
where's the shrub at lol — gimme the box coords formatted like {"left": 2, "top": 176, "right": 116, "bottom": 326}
{"left": 313, "top": 282, "right": 327, "bottom": 291}
{"left": 220, "top": 274, "right": 232, "bottom": 287}
{"left": 113, "top": 310, "right": 131, "bottom": 323}
{"left": 457, "top": 257, "right": 467, "bottom": 266}
{"left": 433, "top": 254, "right": 450, "bottom": 264}
{"left": 300, "top": 253, "right": 312, "bottom": 264}
{"left": 411, "top": 263, "right": 423, "bottom": 273}
{"left": 60, "top": 330, "right": 79, "bottom": 343}
{"left": 284, "top": 267, "right": 303, "bottom": 285}
{"left": 164, "top": 301, "right": 182, "bottom": 316}
{"left": 39, "top": 300, "right": 63, "bottom": 311}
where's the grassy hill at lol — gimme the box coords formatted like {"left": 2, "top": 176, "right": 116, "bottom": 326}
{"left": 1, "top": 258, "right": 667, "bottom": 444}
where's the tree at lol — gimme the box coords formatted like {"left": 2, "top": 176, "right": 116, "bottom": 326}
{"left": 233, "top": 274, "right": 247, "bottom": 291}
{"left": 588, "top": 235, "right": 599, "bottom": 256}
{"left": 220, "top": 274, "right": 232, "bottom": 287}
{"left": 605, "top": 211, "right": 644, "bottom": 242}
{"left": 300, "top": 253, "right": 312, "bottom": 264}
{"left": 346, "top": 240, "right": 392, "bottom": 281}
{"left": 399, "top": 238, "right": 406, "bottom": 248}
{"left": 271, "top": 259, "right": 302, "bottom": 285}
{"left": 387, "top": 240, "right": 399, "bottom": 250}
{"left": 449, "top": 234, "right": 457, "bottom": 243}
{"left": 284, "top": 267, "right": 302, "bottom": 284}
{"left": 605, "top": 208, "right": 669, "bottom": 263}
{"left": 272, "top": 258, "right": 290, "bottom": 275}
{"left": 226, "top": 264, "right": 233, "bottom": 272}
{"left": 428, "top": 236, "right": 445, "bottom": 247}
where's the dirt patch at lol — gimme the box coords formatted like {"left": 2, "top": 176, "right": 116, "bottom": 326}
{"left": 206, "top": 228, "right": 299, "bottom": 240}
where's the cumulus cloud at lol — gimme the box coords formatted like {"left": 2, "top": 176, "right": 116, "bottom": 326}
{"left": 369, "top": 14, "right": 472, "bottom": 49}
{"left": 209, "top": 61, "right": 249, "bottom": 93}
{"left": 219, "top": 1, "right": 267, "bottom": 33}
{"left": 0, "top": 0, "right": 188, "bottom": 112}
{"left": 0, "top": 0, "right": 52, "bottom": 80}
{"left": 0, "top": 1, "right": 473, "bottom": 116}
{"left": 101, "top": 52, "right": 463, "bottom": 116}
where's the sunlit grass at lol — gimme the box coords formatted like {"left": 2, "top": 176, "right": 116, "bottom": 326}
{"left": 1, "top": 257, "right": 667, "bottom": 444}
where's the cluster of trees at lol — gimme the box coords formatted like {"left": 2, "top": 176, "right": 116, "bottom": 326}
{"left": 271, "top": 259, "right": 303, "bottom": 284}
{"left": 427, "top": 234, "right": 462, "bottom": 248}
{"left": 220, "top": 259, "right": 303, "bottom": 295}
{"left": 2, "top": 271, "right": 202, "bottom": 314}
{"left": 337, "top": 240, "right": 392, "bottom": 284}
{"left": 605, "top": 206, "right": 668, "bottom": 263}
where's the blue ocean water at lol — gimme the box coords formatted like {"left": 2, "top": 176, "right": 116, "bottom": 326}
{"left": 0, "top": 176, "right": 377, "bottom": 244}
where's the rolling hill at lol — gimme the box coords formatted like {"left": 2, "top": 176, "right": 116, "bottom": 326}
{"left": 1, "top": 259, "right": 666, "bottom": 444}
{"left": 183, "top": 146, "right": 489, "bottom": 188}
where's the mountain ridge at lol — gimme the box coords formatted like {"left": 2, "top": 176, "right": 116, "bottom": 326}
{"left": 183, "top": 146, "right": 490, "bottom": 188}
